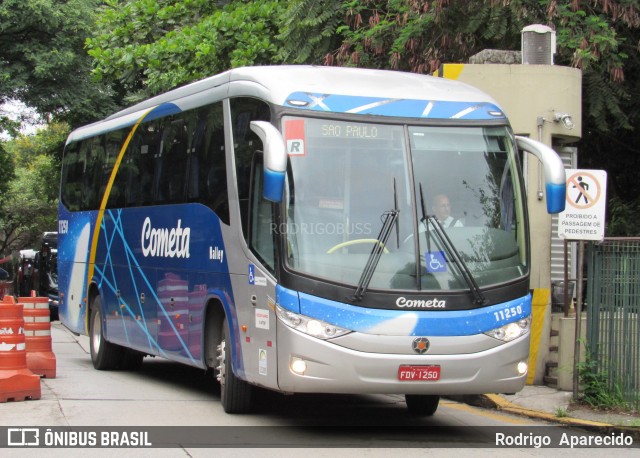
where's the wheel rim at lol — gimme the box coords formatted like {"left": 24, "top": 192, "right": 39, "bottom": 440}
{"left": 216, "top": 327, "right": 227, "bottom": 390}
{"left": 91, "top": 309, "right": 102, "bottom": 355}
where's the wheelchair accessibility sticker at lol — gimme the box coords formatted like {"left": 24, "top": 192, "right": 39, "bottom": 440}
{"left": 248, "top": 264, "right": 267, "bottom": 286}
{"left": 426, "top": 251, "right": 447, "bottom": 273}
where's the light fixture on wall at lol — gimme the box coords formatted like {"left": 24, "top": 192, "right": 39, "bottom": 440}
{"left": 554, "top": 112, "right": 574, "bottom": 130}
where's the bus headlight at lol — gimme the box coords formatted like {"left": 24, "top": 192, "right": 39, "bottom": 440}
{"left": 484, "top": 317, "right": 531, "bottom": 342}
{"left": 275, "top": 304, "right": 351, "bottom": 340}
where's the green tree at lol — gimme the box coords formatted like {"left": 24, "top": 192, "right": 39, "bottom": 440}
{"left": 0, "top": 159, "right": 59, "bottom": 256}
{"left": 278, "top": 0, "right": 344, "bottom": 64}
{"left": 0, "top": 0, "right": 117, "bottom": 128}
{"left": 0, "top": 124, "right": 66, "bottom": 256}
{"left": 5, "top": 122, "right": 69, "bottom": 166}
{"left": 87, "top": 0, "right": 286, "bottom": 102}
{"left": 0, "top": 142, "right": 15, "bottom": 201}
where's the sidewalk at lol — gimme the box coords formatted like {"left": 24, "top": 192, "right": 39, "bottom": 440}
{"left": 471, "top": 386, "right": 640, "bottom": 440}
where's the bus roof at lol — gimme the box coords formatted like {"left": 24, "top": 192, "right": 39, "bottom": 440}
{"left": 67, "top": 65, "right": 505, "bottom": 143}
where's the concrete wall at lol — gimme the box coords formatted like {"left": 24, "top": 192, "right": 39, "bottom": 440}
{"left": 437, "top": 63, "right": 582, "bottom": 291}
{"left": 557, "top": 314, "right": 587, "bottom": 391}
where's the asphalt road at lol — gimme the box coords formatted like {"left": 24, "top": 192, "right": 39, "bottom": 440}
{"left": 0, "top": 323, "right": 637, "bottom": 456}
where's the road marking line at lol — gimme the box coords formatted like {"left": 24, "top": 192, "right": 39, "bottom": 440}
{"left": 440, "top": 400, "right": 533, "bottom": 425}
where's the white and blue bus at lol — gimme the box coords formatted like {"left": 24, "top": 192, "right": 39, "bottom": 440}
{"left": 58, "top": 66, "right": 565, "bottom": 415}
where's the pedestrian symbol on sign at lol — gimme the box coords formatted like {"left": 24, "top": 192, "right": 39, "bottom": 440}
{"left": 573, "top": 176, "right": 589, "bottom": 204}
{"left": 566, "top": 171, "right": 601, "bottom": 210}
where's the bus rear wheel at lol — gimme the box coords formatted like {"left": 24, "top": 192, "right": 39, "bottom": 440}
{"left": 405, "top": 394, "right": 439, "bottom": 416}
{"left": 89, "top": 296, "right": 123, "bottom": 370}
{"left": 216, "top": 319, "right": 253, "bottom": 413}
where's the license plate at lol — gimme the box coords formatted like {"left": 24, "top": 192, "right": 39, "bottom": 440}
{"left": 398, "top": 365, "right": 441, "bottom": 381}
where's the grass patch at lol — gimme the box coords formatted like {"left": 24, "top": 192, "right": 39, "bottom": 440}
{"left": 577, "top": 357, "right": 630, "bottom": 411}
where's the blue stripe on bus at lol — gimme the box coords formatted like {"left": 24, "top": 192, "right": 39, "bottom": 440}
{"left": 276, "top": 285, "right": 531, "bottom": 336}
{"left": 145, "top": 102, "right": 182, "bottom": 122}
{"left": 283, "top": 92, "right": 505, "bottom": 120}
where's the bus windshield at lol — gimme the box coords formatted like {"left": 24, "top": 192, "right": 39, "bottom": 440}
{"left": 282, "top": 117, "right": 527, "bottom": 293}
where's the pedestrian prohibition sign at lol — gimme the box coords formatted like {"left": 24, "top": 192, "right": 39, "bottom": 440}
{"left": 558, "top": 169, "right": 607, "bottom": 241}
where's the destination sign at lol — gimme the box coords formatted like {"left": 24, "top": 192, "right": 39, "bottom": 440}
{"left": 306, "top": 121, "right": 396, "bottom": 140}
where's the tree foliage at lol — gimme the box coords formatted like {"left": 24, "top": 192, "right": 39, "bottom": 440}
{"left": 87, "top": 0, "right": 286, "bottom": 102}
{"left": 0, "top": 143, "right": 15, "bottom": 200}
{"left": 0, "top": 157, "right": 59, "bottom": 256}
{"left": 278, "top": 0, "right": 344, "bottom": 64}
{"left": 321, "top": 1, "right": 633, "bottom": 128}
{"left": 0, "top": 125, "right": 66, "bottom": 256}
{"left": 5, "top": 122, "right": 69, "bottom": 166}
{"left": 0, "top": 0, "right": 117, "bottom": 128}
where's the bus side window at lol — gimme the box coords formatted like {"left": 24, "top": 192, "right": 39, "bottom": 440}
{"left": 120, "top": 132, "right": 141, "bottom": 208}
{"left": 102, "top": 130, "right": 126, "bottom": 208}
{"left": 124, "top": 121, "right": 159, "bottom": 207}
{"left": 61, "top": 141, "right": 83, "bottom": 211}
{"left": 230, "top": 97, "right": 271, "bottom": 240}
{"left": 186, "top": 109, "right": 207, "bottom": 202}
{"left": 154, "top": 117, "right": 188, "bottom": 205}
{"left": 248, "top": 156, "right": 275, "bottom": 271}
{"left": 191, "top": 103, "right": 229, "bottom": 224}
{"left": 82, "top": 137, "right": 104, "bottom": 210}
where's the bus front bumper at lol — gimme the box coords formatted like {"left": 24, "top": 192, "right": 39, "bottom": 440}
{"left": 276, "top": 322, "right": 529, "bottom": 395}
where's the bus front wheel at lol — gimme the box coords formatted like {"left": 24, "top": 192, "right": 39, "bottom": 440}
{"left": 89, "top": 296, "right": 123, "bottom": 370}
{"left": 216, "top": 319, "right": 253, "bottom": 413}
{"left": 405, "top": 394, "right": 439, "bottom": 416}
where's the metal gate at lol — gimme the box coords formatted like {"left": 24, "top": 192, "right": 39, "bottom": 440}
{"left": 586, "top": 238, "right": 640, "bottom": 410}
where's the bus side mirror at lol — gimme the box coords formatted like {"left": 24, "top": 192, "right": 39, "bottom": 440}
{"left": 250, "top": 121, "right": 287, "bottom": 203}
{"left": 515, "top": 136, "right": 566, "bottom": 214}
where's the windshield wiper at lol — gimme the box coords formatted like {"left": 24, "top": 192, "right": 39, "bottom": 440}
{"left": 349, "top": 180, "right": 400, "bottom": 302}
{"left": 418, "top": 184, "right": 486, "bottom": 306}
{"left": 393, "top": 178, "right": 400, "bottom": 249}
{"left": 350, "top": 207, "right": 399, "bottom": 302}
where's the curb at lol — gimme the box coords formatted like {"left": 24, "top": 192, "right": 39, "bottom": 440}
{"left": 481, "top": 394, "right": 611, "bottom": 427}
{"left": 471, "top": 394, "right": 640, "bottom": 441}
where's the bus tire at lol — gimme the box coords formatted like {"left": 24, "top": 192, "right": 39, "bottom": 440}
{"left": 405, "top": 394, "right": 439, "bottom": 416}
{"left": 89, "top": 296, "right": 123, "bottom": 370}
{"left": 217, "top": 319, "right": 253, "bottom": 413}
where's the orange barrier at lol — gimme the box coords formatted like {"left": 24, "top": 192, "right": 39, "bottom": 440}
{"left": 19, "top": 293, "right": 56, "bottom": 378}
{"left": 0, "top": 296, "right": 41, "bottom": 402}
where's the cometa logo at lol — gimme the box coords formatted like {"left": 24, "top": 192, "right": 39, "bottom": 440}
{"left": 396, "top": 297, "right": 446, "bottom": 308}
{"left": 141, "top": 217, "right": 191, "bottom": 258}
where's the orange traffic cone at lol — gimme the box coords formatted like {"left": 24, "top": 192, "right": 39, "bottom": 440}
{"left": 0, "top": 296, "right": 41, "bottom": 402}
{"left": 19, "top": 292, "right": 56, "bottom": 378}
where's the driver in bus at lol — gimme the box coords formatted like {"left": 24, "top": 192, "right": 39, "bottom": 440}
{"left": 432, "top": 194, "right": 463, "bottom": 228}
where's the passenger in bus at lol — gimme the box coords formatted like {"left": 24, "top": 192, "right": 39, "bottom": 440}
{"left": 432, "top": 194, "right": 463, "bottom": 228}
